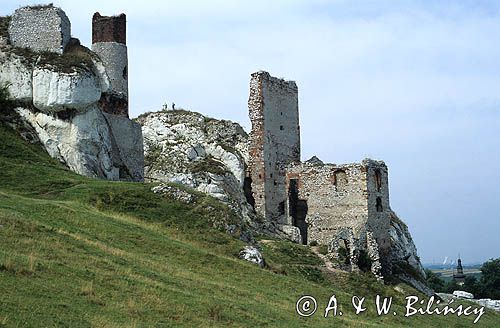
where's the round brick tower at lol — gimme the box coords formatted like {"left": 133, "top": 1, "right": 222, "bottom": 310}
{"left": 92, "top": 12, "right": 128, "bottom": 117}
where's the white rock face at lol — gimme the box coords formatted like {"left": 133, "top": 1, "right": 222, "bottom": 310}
{"left": 388, "top": 211, "right": 426, "bottom": 278}
{"left": 239, "top": 246, "right": 265, "bottom": 267}
{"left": 0, "top": 32, "right": 143, "bottom": 182}
{"left": 15, "top": 107, "right": 144, "bottom": 181}
{"left": 438, "top": 293, "right": 500, "bottom": 312}
{"left": 32, "top": 68, "right": 101, "bottom": 112}
{"left": 103, "top": 113, "right": 144, "bottom": 182}
{"left": 91, "top": 56, "right": 111, "bottom": 93}
{"left": 474, "top": 299, "right": 500, "bottom": 312}
{"left": 453, "top": 290, "right": 474, "bottom": 299}
{"left": 136, "top": 110, "right": 252, "bottom": 222}
{"left": 281, "top": 225, "right": 302, "bottom": 244}
{"left": 0, "top": 52, "right": 33, "bottom": 101}
{"left": 16, "top": 106, "right": 118, "bottom": 179}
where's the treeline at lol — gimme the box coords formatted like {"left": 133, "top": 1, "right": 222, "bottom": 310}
{"left": 426, "top": 258, "right": 500, "bottom": 299}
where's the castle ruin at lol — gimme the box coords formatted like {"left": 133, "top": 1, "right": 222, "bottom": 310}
{"left": 1, "top": 5, "right": 143, "bottom": 182}
{"left": 92, "top": 13, "right": 129, "bottom": 117}
{"left": 247, "top": 71, "right": 410, "bottom": 279}
{"left": 8, "top": 5, "right": 71, "bottom": 54}
{"left": 248, "top": 71, "right": 301, "bottom": 223}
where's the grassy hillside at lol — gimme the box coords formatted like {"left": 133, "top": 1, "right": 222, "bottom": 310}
{"left": 0, "top": 120, "right": 499, "bottom": 327}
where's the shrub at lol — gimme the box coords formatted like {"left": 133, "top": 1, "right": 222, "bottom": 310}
{"left": 0, "top": 83, "right": 14, "bottom": 113}
{"left": 0, "top": 16, "right": 11, "bottom": 38}
{"left": 190, "top": 155, "right": 228, "bottom": 176}
{"left": 357, "top": 250, "right": 373, "bottom": 272}
{"left": 424, "top": 269, "right": 445, "bottom": 292}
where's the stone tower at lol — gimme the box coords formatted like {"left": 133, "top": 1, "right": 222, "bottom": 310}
{"left": 248, "top": 71, "right": 301, "bottom": 223}
{"left": 92, "top": 12, "right": 128, "bottom": 117}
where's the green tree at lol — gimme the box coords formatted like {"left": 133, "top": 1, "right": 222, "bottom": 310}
{"left": 444, "top": 279, "right": 460, "bottom": 294}
{"left": 479, "top": 258, "right": 500, "bottom": 299}
{"left": 0, "top": 83, "right": 12, "bottom": 112}
{"left": 462, "top": 275, "right": 480, "bottom": 296}
{"left": 425, "top": 269, "right": 445, "bottom": 292}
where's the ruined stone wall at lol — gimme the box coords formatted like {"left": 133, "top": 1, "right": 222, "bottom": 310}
{"left": 92, "top": 13, "right": 126, "bottom": 44}
{"left": 285, "top": 162, "right": 370, "bottom": 245}
{"left": 365, "top": 159, "right": 392, "bottom": 253}
{"left": 248, "top": 71, "right": 300, "bottom": 223}
{"left": 8, "top": 5, "right": 71, "bottom": 54}
{"left": 92, "top": 13, "right": 128, "bottom": 117}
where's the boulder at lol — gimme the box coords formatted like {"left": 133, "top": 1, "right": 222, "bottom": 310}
{"left": 239, "top": 246, "right": 265, "bottom": 268}
{"left": 474, "top": 299, "right": 500, "bottom": 312}
{"left": 32, "top": 67, "right": 101, "bottom": 112}
{"left": 280, "top": 225, "right": 302, "bottom": 244}
{"left": 453, "top": 290, "right": 474, "bottom": 299}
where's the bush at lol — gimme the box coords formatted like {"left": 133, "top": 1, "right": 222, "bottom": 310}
{"left": 357, "top": 250, "right": 373, "bottom": 272}
{"left": 424, "top": 269, "right": 445, "bottom": 292}
{"left": 190, "top": 155, "right": 228, "bottom": 176}
{"left": 0, "top": 83, "right": 13, "bottom": 113}
{"left": 479, "top": 258, "right": 500, "bottom": 299}
{"left": 0, "top": 16, "right": 11, "bottom": 38}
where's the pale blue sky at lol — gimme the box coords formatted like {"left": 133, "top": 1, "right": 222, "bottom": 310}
{"left": 3, "top": 0, "right": 499, "bottom": 264}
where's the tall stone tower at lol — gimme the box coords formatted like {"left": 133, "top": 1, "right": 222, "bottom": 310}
{"left": 248, "top": 71, "right": 301, "bottom": 223}
{"left": 92, "top": 12, "right": 128, "bottom": 117}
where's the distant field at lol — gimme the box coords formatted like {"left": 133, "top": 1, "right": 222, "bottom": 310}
{"left": 431, "top": 268, "right": 482, "bottom": 282}
{"left": 426, "top": 264, "right": 482, "bottom": 282}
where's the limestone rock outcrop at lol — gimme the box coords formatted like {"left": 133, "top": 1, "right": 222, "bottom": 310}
{"left": 0, "top": 52, "right": 33, "bottom": 101}
{"left": 32, "top": 68, "right": 101, "bottom": 112}
{"left": 387, "top": 211, "right": 426, "bottom": 278}
{"left": 15, "top": 106, "right": 117, "bottom": 179}
{"left": 0, "top": 17, "right": 143, "bottom": 182}
{"left": 136, "top": 110, "right": 254, "bottom": 222}
{"left": 438, "top": 293, "right": 500, "bottom": 312}
{"left": 239, "top": 246, "right": 265, "bottom": 268}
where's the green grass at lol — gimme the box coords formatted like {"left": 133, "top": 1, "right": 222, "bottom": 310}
{"left": 0, "top": 120, "right": 499, "bottom": 327}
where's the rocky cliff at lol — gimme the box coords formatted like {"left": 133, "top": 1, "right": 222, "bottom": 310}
{"left": 0, "top": 25, "right": 143, "bottom": 181}
{"left": 136, "top": 110, "right": 257, "bottom": 225}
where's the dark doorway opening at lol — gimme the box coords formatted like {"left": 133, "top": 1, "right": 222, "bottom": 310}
{"left": 375, "top": 169, "right": 382, "bottom": 191}
{"left": 376, "top": 197, "right": 383, "bottom": 212}
{"left": 243, "top": 176, "right": 255, "bottom": 207}
{"left": 289, "top": 179, "right": 308, "bottom": 244}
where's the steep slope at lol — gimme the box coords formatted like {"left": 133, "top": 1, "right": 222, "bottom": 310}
{"left": 0, "top": 121, "right": 499, "bottom": 327}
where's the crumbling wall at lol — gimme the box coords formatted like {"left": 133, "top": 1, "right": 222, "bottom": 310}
{"left": 248, "top": 71, "right": 300, "bottom": 223}
{"left": 92, "top": 13, "right": 128, "bottom": 117}
{"left": 285, "top": 161, "right": 370, "bottom": 245}
{"left": 8, "top": 5, "right": 71, "bottom": 54}
{"left": 365, "top": 159, "right": 392, "bottom": 253}
{"left": 285, "top": 159, "right": 391, "bottom": 279}
{"left": 92, "top": 13, "right": 126, "bottom": 44}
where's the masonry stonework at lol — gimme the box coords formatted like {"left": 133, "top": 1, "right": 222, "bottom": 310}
{"left": 92, "top": 13, "right": 129, "bottom": 117}
{"left": 8, "top": 5, "right": 71, "bottom": 54}
{"left": 247, "top": 71, "right": 421, "bottom": 281}
{"left": 248, "top": 71, "right": 300, "bottom": 224}
{"left": 92, "top": 13, "right": 126, "bottom": 44}
{"left": 2, "top": 5, "right": 143, "bottom": 182}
